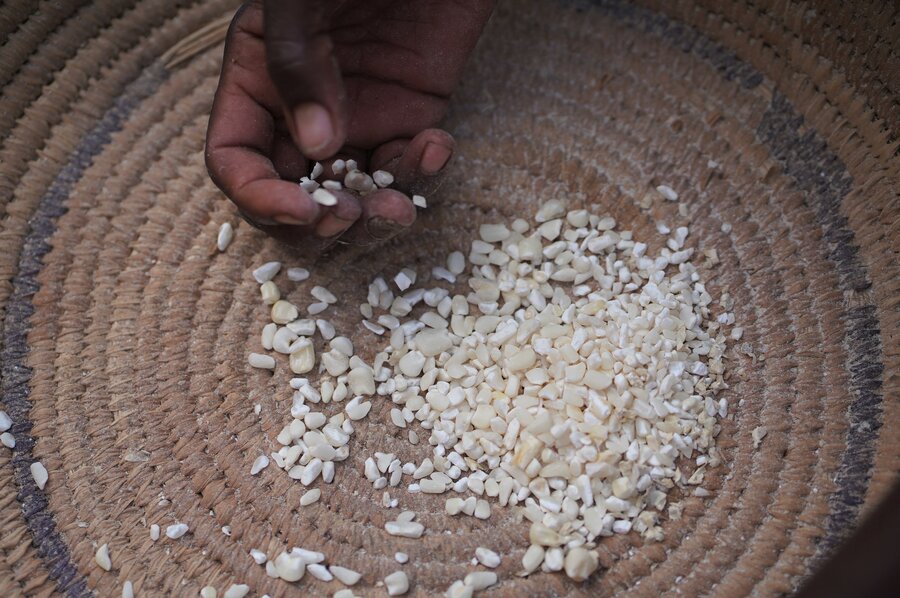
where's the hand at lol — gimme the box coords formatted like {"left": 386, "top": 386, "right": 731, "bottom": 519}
{"left": 205, "top": 0, "right": 495, "bottom": 251}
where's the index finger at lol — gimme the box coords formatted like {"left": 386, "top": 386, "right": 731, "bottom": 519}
{"left": 205, "top": 4, "right": 321, "bottom": 225}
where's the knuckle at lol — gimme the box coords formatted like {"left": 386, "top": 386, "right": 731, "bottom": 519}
{"left": 266, "top": 40, "right": 312, "bottom": 74}
{"left": 265, "top": 37, "right": 331, "bottom": 76}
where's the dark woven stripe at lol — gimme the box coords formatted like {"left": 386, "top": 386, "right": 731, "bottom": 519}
{"left": 0, "top": 62, "right": 168, "bottom": 598}
{"left": 586, "top": 0, "right": 763, "bottom": 89}
{"left": 757, "top": 93, "right": 867, "bottom": 290}
{"left": 757, "top": 92, "right": 883, "bottom": 558}
{"left": 588, "top": 0, "right": 884, "bottom": 568}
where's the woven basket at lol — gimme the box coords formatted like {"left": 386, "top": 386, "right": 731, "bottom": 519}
{"left": 1, "top": 0, "right": 897, "bottom": 596}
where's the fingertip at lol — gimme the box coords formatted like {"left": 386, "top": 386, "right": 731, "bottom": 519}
{"left": 337, "top": 189, "right": 417, "bottom": 246}
{"left": 234, "top": 179, "right": 322, "bottom": 226}
{"left": 411, "top": 129, "right": 455, "bottom": 173}
{"left": 329, "top": 190, "right": 363, "bottom": 222}
{"left": 293, "top": 103, "right": 336, "bottom": 157}
{"left": 304, "top": 189, "right": 360, "bottom": 238}
{"left": 420, "top": 140, "right": 453, "bottom": 175}
{"left": 314, "top": 213, "right": 354, "bottom": 237}
{"left": 362, "top": 189, "right": 417, "bottom": 227}
{"left": 369, "top": 129, "right": 456, "bottom": 194}
{"left": 274, "top": 212, "right": 317, "bottom": 226}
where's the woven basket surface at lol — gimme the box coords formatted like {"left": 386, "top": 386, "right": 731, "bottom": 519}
{"left": 1, "top": 0, "right": 897, "bottom": 596}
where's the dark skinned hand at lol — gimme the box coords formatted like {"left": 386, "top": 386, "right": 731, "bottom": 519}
{"left": 205, "top": 0, "right": 496, "bottom": 252}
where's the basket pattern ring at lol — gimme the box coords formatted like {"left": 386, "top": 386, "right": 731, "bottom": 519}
{"left": 0, "top": 0, "right": 897, "bottom": 596}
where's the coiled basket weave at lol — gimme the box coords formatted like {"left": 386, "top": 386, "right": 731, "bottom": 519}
{"left": 1, "top": 0, "right": 897, "bottom": 596}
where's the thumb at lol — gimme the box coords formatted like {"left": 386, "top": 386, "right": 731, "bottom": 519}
{"left": 263, "top": 0, "right": 345, "bottom": 160}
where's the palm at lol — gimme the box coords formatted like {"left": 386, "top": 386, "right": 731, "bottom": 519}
{"left": 322, "top": 0, "right": 488, "bottom": 149}
{"left": 206, "top": 0, "right": 493, "bottom": 247}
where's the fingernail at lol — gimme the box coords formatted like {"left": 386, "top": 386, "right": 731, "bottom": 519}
{"left": 315, "top": 213, "right": 354, "bottom": 238}
{"left": 365, "top": 216, "right": 407, "bottom": 241}
{"left": 239, "top": 210, "right": 276, "bottom": 227}
{"left": 420, "top": 142, "right": 452, "bottom": 175}
{"left": 293, "top": 103, "right": 334, "bottom": 154}
{"left": 275, "top": 214, "right": 313, "bottom": 226}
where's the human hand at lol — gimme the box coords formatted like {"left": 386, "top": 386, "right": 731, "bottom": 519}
{"left": 205, "top": 0, "right": 495, "bottom": 251}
